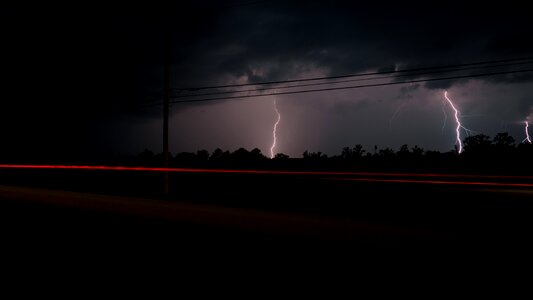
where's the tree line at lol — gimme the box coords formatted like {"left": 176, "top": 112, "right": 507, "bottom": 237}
{"left": 2, "top": 132, "right": 530, "bottom": 173}
{"left": 131, "top": 132, "right": 533, "bottom": 173}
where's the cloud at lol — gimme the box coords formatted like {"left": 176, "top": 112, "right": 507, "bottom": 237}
{"left": 170, "top": 1, "right": 533, "bottom": 89}
{"left": 2, "top": 2, "right": 533, "bottom": 158}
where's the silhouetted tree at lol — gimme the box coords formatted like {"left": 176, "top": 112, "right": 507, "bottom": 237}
{"left": 210, "top": 148, "right": 230, "bottom": 161}
{"left": 340, "top": 147, "right": 351, "bottom": 159}
{"left": 493, "top": 132, "right": 515, "bottom": 148}
{"left": 227, "top": 147, "right": 267, "bottom": 162}
{"left": 129, "top": 131, "right": 528, "bottom": 173}
{"left": 274, "top": 153, "right": 290, "bottom": 160}
{"left": 353, "top": 144, "right": 365, "bottom": 157}
{"left": 231, "top": 148, "right": 250, "bottom": 161}
{"left": 138, "top": 149, "right": 154, "bottom": 160}
{"left": 196, "top": 150, "right": 210, "bottom": 161}
{"left": 463, "top": 134, "right": 492, "bottom": 154}
{"left": 250, "top": 148, "right": 266, "bottom": 160}
{"left": 412, "top": 145, "right": 424, "bottom": 157}
{"left": 397, "top": 144, "right": 410, "bottom": 158}
{"left": 491, "top": 132, "right": 515, "bottom": 157}
{"left": 378, "top": 148, "right": 395, "bottom": 157}
{"left": 137, "top": 149, "right": 156, "bottom": 166}
{"left": 303, "top": 150, "right": 327, "bottom": 160}
{"left": 424, "top": 150, "right": 440, "bottom": 159}
{"left": 341, "top": 144, "right": 365, "bottom": 160}
{"left": 175, "top": 152, "right": 195, "bottom": 162}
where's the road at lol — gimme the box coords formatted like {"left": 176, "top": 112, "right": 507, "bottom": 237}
{"left": 1, "top": 165, "right": 533, "bottom": 260}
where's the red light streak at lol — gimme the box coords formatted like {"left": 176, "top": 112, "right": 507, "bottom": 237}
{"left": 1, "top": 164, "right": 533, "bottom": 180}
{"left": 330, "top": 178, "right": 533, "bottom": 188}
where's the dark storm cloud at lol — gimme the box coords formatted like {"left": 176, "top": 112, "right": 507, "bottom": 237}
{"left": 2, "top": 1, "right": 533, "bottom": 159}
{"left": 168, "top": 1, "right": 533, "bottom": 88}
{"left": 397, "top": 84, "right": 420, "bottom": 99}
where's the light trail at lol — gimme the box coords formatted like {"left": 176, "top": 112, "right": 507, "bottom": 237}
{"left": 270, "top": 98, "right": 281, "bottom": 159}
{"left": 1, "top": 164, "right": 532, "bottom": 189}
{"left": 2, "top": 164, "right": 533, "bottom": 179}
{"left": 330, "top": 178, "right": 533, "bottom": 188}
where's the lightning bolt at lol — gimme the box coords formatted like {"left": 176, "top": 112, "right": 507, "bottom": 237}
{"left": 270, "top": 98, "right": 281, "bottom": 159}
{"left": 443, "top": 90, "right": 470, "bottom": 154}
{"left": 523, "top": 121, "right": 532, "bottom": 144}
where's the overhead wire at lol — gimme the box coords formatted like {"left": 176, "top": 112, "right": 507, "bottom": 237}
{"left": 170, "top": 60, "right": 533, "bottom": 99}
{"left": 171, "top": 56, "right": 533, "bottom": 91}
{"left": 168, "top": 68, "right": 533, "bottom": 104}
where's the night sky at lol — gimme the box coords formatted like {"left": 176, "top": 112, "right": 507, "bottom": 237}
{"left": 1, "top": 1, "right": 533, "bottom": 161}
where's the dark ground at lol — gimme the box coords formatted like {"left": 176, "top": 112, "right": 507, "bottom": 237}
{"left": 1, "top": 168, "right": 532, "bottom": 275}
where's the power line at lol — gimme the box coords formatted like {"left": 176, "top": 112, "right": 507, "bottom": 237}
{"left": 171, "top": 60, "right": 533, "bottom": 99}
{"left": 166, "top": 68, "right": 533, "bottom": 104}
{"left": 172, "top": 56, "right": 533, "bottom": 91}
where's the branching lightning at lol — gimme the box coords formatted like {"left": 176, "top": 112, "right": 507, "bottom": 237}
{"left": 270, "top": 98, "right": 281, "bottom": 159}
{"left": 523, "top": 121, "right": 532, "bottom": 144}
{"left": 443, "top": 91, "right": 473, "bottom": 154}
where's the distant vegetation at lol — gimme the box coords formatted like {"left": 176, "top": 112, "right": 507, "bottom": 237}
{"left": 1, "top": 132, "right": 532, "bottom": 173}
{"left": 129, "top": 132, "right": 533, "bottom": 174}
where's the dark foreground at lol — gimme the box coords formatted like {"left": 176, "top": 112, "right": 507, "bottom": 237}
{"left": 1, "top": 167, "right": 533, "bottom": 271}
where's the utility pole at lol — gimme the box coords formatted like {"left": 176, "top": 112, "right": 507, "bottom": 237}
{"left": 163, "top": 31, "right": 170, "bottom": 194}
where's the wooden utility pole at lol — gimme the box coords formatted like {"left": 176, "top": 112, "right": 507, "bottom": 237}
{"left": 163, "top": 32, "right": 170, "bottom": 194}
